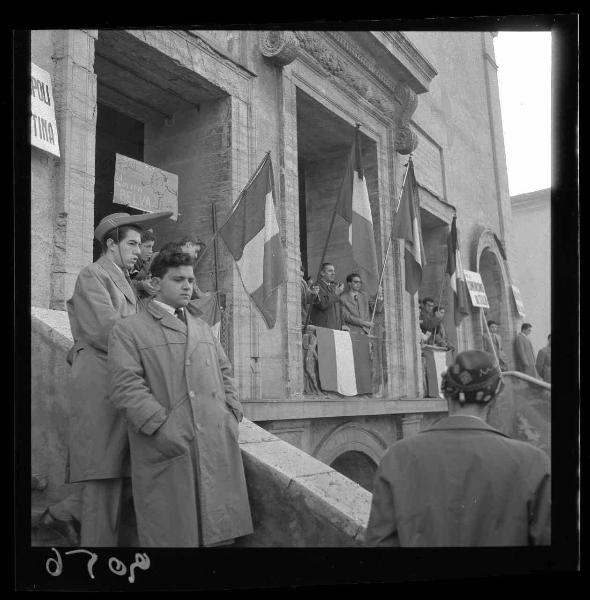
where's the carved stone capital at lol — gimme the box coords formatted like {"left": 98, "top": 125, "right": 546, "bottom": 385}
{"left": 259, "top": 31, "right": 300, "bottom": 67}
{"left": 394, "top": 81, "right": 419, "bottom": 154}
{"left": 394, "top": 125, "right": 418, "bottom": 155}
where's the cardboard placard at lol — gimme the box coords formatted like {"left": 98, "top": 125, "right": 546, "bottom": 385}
{"left": 31, "top": 63, "right": 60, "bottom": 157}
{"left": 511, "top": 285, "right": 526, "bottom": 317}
{"left": 463, "top": 269, "right": 490, "bottom": 308}
{"left": 114, "top": 154, "right": 179, "bottom": 220}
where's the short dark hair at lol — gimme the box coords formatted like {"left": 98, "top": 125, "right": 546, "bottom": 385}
{"left": 521, "top": 323, "right": 532, "bottom": 332}
{"left": 487, "top": 320, "right": 498, "bottom": 327}
{"left": 422, "top": 297, "right": 434, "bottom": 305}
{"left": 320, "top": 262, "right": 334, "bottom": 272}
{"left": 141, "top": 229, "right": 156, "bottom": 243}
{"left": 158, "top": 241, "right": 182, "bottom": 253}
{"left": 101, "top": 225, "right": 142, "bottom": 254}
{"left": 434, "top": 306, "right": 445, "bottom": 313}
{"left": 178, "top": 235, "right": 202, "bottom": 247}
{"left": 346, "top": 273, "right": 361, "bottom": 284}
{"left": 151, "top": 248, "right": 195, "bottom": 279}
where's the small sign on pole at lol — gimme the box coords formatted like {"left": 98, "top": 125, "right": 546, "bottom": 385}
{"left": 31, "top": 63, "right": 60, "bottom": 157}
{"left": 114, "top": 154, "right": 179, "bottom": 220}
{"left": 511, "top": 285, "right": 526, "bottom": 317}
{"left": 463, "top": 270, "right": 490, "bottom": 308}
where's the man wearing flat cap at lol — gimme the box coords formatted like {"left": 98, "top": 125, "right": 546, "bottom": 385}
{"left": 366, "top": 350, "right": 551, "bottom": 547}
{"left": 62, "top": 210, "right": 172, "bottom": 546}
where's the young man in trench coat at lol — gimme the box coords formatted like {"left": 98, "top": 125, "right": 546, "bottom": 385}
{"left": 108, "top": 248, "right": 253, "bottom": 547}
{"left": 366, "top": 350, "right": 551, "bottom": 547}
{"left": 63, "top": 210, "right": 172, "bottom": 546}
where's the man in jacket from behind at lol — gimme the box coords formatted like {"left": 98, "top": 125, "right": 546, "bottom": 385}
{"left": 366, "top": 350, "right": 551, "bottom": 547}
{"left": 108, "top": 248, "right": 253, "bottom": 547}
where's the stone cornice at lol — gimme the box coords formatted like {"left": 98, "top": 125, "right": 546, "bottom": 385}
{"left": 292, "top": 31, "right": 419, "bottom": 154}
{"left": 183, "top": 30, "right": 257, "bottom": 79}
{"left": 327, "top": 31, "right": 402, "bottom": 98}
{"left": 371, "top": 31, "right": 438, "bottom": 92}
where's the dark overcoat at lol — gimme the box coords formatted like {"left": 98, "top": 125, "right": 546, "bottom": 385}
{"left": 107, "top": 300, "right": 253, "bottom": 547}
{"left": 65, "top": 255, "right": 137, "bottom": 482}
{"left": 366, "top": 415, "right": 551, "bottom": 547}
{"left": 310, "top": 279, "right": 342, "bottom": 329}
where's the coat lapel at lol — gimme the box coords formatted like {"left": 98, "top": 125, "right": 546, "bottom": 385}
{"left": 146, "top": 300, "right": 187, "bottom": 335}
{"left": 185, "top": 303, "right": 206, "bottom": 358}
{"left": 97, "top": 256, "right": 137, "bottom": 306}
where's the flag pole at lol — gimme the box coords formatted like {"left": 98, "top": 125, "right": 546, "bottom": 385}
{"left": 481, "top": 307, "right": 499, "bottom": 367}
{"left": 193, "top": 152, "right": 271, "bottom": 270}
{"left": 368, "top": 156, "right": 412, "bottom": 328}
{"left": 303, "top": 124, "right": 362, "bottom": 331}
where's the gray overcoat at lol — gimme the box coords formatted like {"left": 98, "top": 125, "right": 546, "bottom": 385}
{"left": 66, "top": 255, "right": 137, "bottom": 482}
{"left": 107, "top": 300, "right": 253, "bottom": 547}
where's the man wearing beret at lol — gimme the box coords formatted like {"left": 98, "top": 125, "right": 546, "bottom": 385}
{"left": 366, "top": 350, "right": 551, "bottom": 546}
{"left": 59, "top": 210, "right": 172, "bottom": 546}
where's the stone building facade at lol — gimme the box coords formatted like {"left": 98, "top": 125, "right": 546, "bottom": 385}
{"left": 510, "top": 188, "right": 551, "bottom": 354}
{"left": 31, "top": 30, "right": 520, "bottom": 491}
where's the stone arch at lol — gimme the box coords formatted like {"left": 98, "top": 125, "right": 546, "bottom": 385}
{"left": 313, "top": 422, "right": 388, "bottom": 467}
{"left": 471, "top": 228, "right": 517, "bottom": 364}
{"left": 330, "top": 451, "right": 378, "bottom": 492}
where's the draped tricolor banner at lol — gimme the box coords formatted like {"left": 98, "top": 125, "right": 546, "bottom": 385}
{"left": 315, "top": 327, "right": 372, "bottom": 396}
{"left": 219, "top": 154, "right": 287, "bottom": 328}
{"left": 336, "top": 126, "right": 379, "bottom": 295}
{"left": 391, "top": 158, "right": 426, "bottom": 295}
{"left": 446, "top": 216, "right": 470, "bottom": 326}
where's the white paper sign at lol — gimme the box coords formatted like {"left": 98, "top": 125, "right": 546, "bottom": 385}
{"left": 511, "top": 285, "right": 526, "bottom": 317}
{"left": 463, "top": 270, "right": 490, "bottom": 308}
{"left": 31, "top": 63, "right": 60, "bottom": 157}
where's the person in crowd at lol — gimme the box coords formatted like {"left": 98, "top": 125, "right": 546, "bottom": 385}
{"left": 483, "top": 320, "right": 509, "bottom": 371}
{"left": 300, "top": 264, "right": 319, "bottom": 325}
{"left": 536, "top": 333, "right": 551, "bottom": 383}
{"left": 178, "top": 235, "right": 211, "bottom": 300}
{"left": 366, "top": 350, "right": 551, "bottom": 547}
{"left": 419, "top": 297, "right": 437, "bottom": 336}
{"left": 426, "top": 305, "right": 454, "bottom": 351}
{"left": 130, "top": 229, "right": 158, "bottom": 297}
{"left": 108, "top": 248, "right": 253, "bottom": 547}
{"left": 309, "top": 262, "right": 345, "bottom": 330}
{"left": 514, "top": 322, "right": 537, "bottom": 377}
{"left": 339, "top": 273, "right": 383, "bottom": 334}
{"left": 60, "top": 210, "right": 171, "bottom": 546}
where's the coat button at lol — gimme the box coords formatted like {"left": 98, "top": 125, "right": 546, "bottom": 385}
{"left": 185, "top": 360, "right": 191, "bottom": 366}
{"left": 188, "top": 391, "right": 195, "bottom": 398}
{"left": 205, "top": 359, "right": 211, "bottom": 366}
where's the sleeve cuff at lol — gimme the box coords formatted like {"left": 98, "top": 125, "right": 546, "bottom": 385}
{"left": 139, "top": 408, "right": 168, "bottom": 435}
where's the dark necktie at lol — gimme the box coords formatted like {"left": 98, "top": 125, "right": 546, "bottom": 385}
{"left": 175, "top": 307, "right": 186, "bottom": 324}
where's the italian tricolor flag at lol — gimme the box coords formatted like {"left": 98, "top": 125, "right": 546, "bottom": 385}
{"left": 337, "top": 126, "right": 379, "bottom": 295}
{"left": 315, "top": 327, "right": 372, "bottom": 396}
{"left": 219, "top": 154, "right": 287, "bottom": 328}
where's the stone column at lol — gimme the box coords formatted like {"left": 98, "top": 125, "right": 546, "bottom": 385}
{"left": 401, "top": 413, "right": 423, "bottom": 439}
{"left": 49, "top": 29, "right": 98, "bottom": 309}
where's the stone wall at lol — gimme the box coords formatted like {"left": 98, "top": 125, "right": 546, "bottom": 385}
{"left": 510, "top": 189, "right": 551, "bottom": 352}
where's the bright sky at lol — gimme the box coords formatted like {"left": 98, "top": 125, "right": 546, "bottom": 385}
{"left": 493, "top": 32, "right": 551, "bottom": 197}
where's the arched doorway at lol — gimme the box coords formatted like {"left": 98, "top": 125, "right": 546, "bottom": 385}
{"left": 473, "top": 229, "right": 517, "bottom": 367}
{"left": 330, "top": 451, "right": 378, "bottom": 492}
